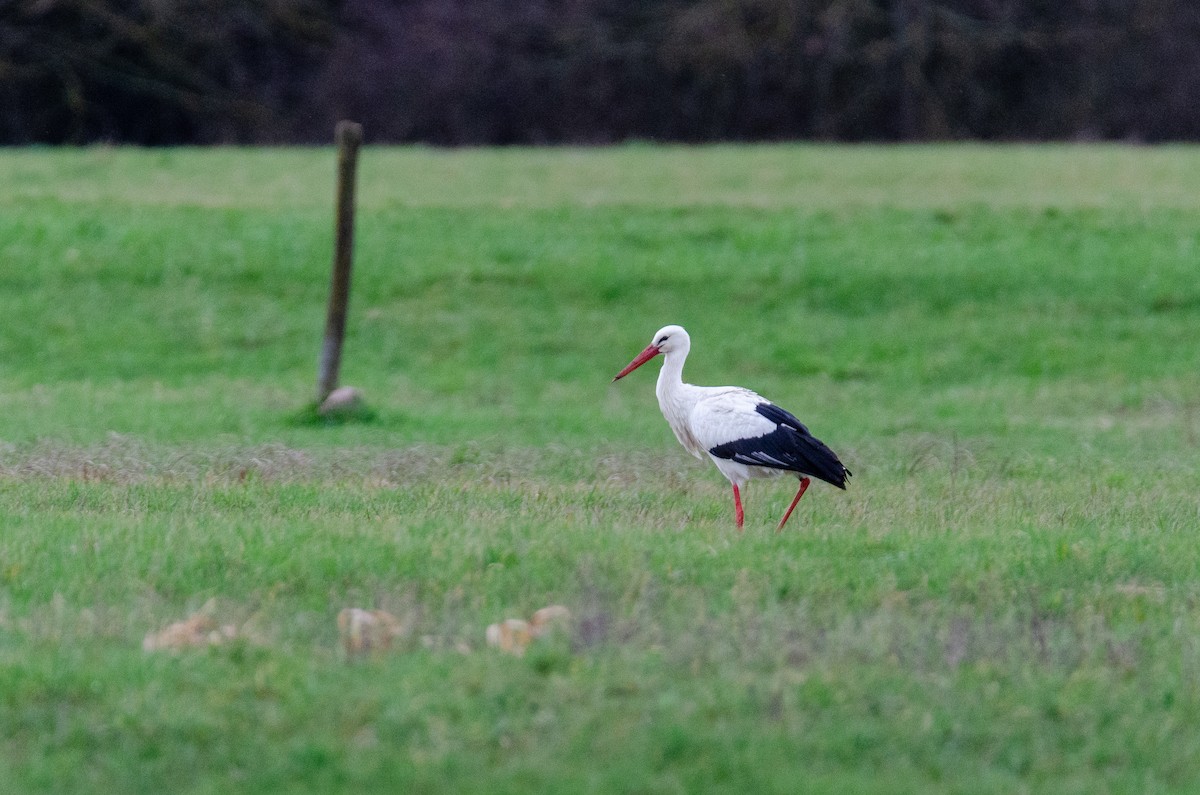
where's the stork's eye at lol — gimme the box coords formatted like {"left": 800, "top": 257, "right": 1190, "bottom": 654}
{"left": 657, "top": 335, "right": 669, "bottom": 345}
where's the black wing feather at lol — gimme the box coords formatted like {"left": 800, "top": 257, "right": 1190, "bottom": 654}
{"left": 708, "top": 402, "right": 851, "bottom": 489}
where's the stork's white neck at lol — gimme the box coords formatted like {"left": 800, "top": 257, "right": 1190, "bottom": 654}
{"left": 653, "top": 344, "right": 709, "bottom": 459}
{"left": 655, "top": 347, "right": 688, "bottom": 404}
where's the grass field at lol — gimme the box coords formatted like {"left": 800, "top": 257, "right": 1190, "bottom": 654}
{"left": 2, "top": 144, "right": 1200, "bottom": 793}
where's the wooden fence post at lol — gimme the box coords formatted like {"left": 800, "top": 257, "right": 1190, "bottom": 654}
{"left": 317, "top": 120, "right": 363, "bottom": 405}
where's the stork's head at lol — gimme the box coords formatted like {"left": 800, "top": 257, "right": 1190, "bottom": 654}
{"left": 612, "top": 324, "right": 690, "bottom": 381}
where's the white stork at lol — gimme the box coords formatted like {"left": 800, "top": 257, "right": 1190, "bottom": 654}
{"left": 612, "top": 324, "right": 850, "bottom": 531}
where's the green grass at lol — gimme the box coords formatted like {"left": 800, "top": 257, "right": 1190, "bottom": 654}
{"left": 2, "top": 144, "right": 1200, "bottom": 793}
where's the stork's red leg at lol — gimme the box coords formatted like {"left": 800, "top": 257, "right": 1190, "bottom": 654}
{"left": 776, "top": 477, "right": 811, "bottom": 532}
{"left": 733, "top": 484, "right": 744, "bottom": 530}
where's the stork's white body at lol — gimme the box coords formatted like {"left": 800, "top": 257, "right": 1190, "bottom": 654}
{"left": 614, "top": 324, "right": 850, "bottom": 530}
{"left": 654, "top": 359, "right": 783, "bottom": 488}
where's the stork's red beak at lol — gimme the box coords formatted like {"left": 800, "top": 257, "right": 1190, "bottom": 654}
{"left": 612, "top": 344, "right": 661, "bottom": 381}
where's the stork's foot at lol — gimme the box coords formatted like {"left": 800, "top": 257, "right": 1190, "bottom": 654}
{"left": 776, "top": 477, "right": 811, "bottom": 532}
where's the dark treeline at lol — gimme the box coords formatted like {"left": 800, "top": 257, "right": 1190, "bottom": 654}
{"left": 3, "top": 0, "right": 1199, "bottom": 145}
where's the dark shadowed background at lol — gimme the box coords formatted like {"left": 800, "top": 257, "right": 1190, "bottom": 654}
{"left": 3, "top": 0, "right": 1199, "bottom": 145}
